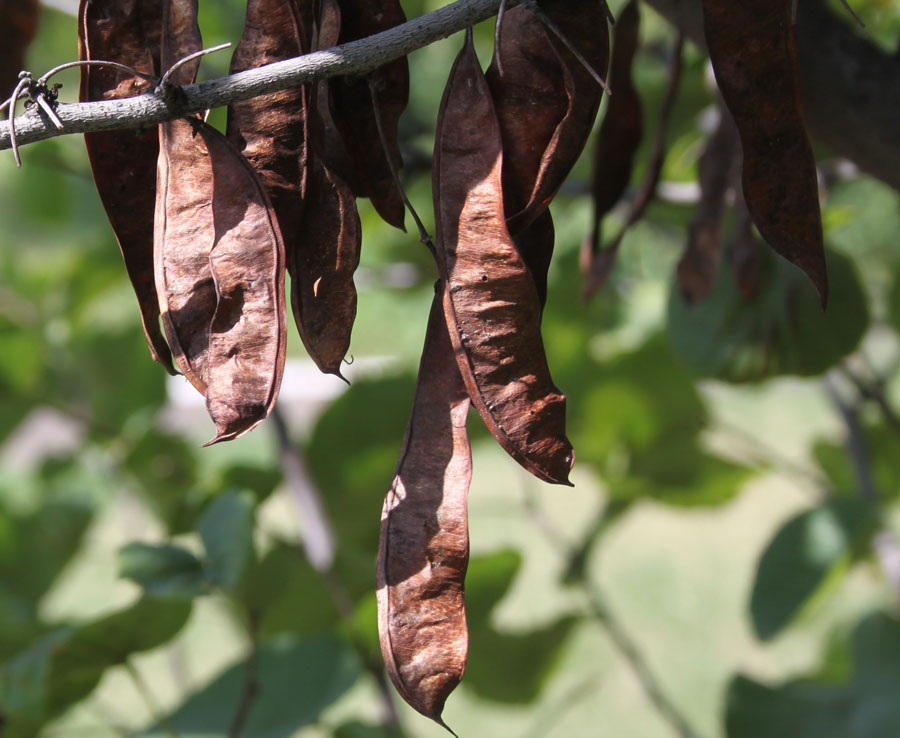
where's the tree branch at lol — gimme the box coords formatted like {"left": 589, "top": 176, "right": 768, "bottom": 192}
{"left": 641, "top": 0, "right": 900, "bottom": 193}
{"left": 0, "top": 0, "right": 513, "bottom": 152}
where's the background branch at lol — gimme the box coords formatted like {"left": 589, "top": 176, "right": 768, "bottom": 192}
{"left": 642, "top": 0, "right": 900, "bottom": 193}
{"left": 0, "top": 0, "right": 513, "bottom": 152}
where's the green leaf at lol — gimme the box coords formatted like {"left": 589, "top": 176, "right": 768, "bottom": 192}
{"left": 568, "top": 335, "right": 749, "bottom": 506}
{"left": 750, "top": 500, "right": 877, "bottom": 641}
{"left": 141, "top": 634, "right": 361, "bottom": 738}
{"left": 235, "top": 541, "right": 341, "bottom": 638}
{"left": 727, "top": 612, "right": 900, "bottom": 738}
{"left": 306, "top": 375, "right": 415, "bottom": 553}
{"left": 197, "top": 490, "right": 255, "bottom": 589}
{"left": 334, "top": 721, "right": 406, "bottom": 738}
{"left": 463, "top": 551, "right": 576, "bottom": 703}
{"left": 0, "top": 598, "right": 190, "bottom": 733}
{"left": 118, "top": 542, "right": 207, "bottom": 598}
{"left": 668, "top": 249, "right": 868, "bottom": 381}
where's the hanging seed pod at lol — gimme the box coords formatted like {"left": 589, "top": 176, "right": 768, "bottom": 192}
{"left": 434, "top": 33, "right": 573, "bottom": 486}
{"left": 331, "top": 0, "right": 409, "bottom": 230}
{"left": 702, "top": 0, "right": 827, "bottom": 305}
{"left": 79, "top": 0, "right": 174, "bottom": 374}
{"left": 377, "top": 294, "right": 471, "bottom": 727}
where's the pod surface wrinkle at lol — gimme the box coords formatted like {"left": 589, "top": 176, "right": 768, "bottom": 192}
{"left": 204, "top": 125, "right": 287, "bottom": 444}
{"left": 79, "top": 0, "right": 174, "bottom": 374}
{"left": 377, "top": 296, "right": 471, "bottom": 725}
{"left": 702, "top": 0, "right": 827, "bottom": 305}
{"left": 433, "top": 35, "right": 573, "bottom": 486}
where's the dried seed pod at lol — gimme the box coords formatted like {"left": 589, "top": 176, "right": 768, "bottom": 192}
{"left": 154, "top": 0, "right": 207, "bottom": 389}
{"left": 79, "top": 0, "right": 174, "bottom": 374}
{"left": 702, "top": 0, "right": 827, "bottom": 305}
{"left": 0, "top": 0, "right": 40, "bottom": 100}
{"left": 485, "top": 5, "right": 570, "bottom": 235}
{"left": 515, "top": 210, "right": 555, "bottom": 311}
{"left": 204, "top": 125, "right": 287, "bottom": 444}
{"left": 583, "top": 35, "right": 683, "bottom": 298}
{"left": 226, "top": 0, "right": 308, "bottom": 278}
{"left": 290, "top": 152, "right": 361, "bottom": 378}
{"left": 330, "top": 0, "right": 409, "bottom": 230}
{"left": 585, "top": 0, "right": 642, "bottom": 251}
{"left": 677, "top": 103, "right": 741, "bottom": 303}
{"left": 154, "top": 117, "right": 217, "bottom": 393}
{"left": 377, "top": 295, "right": 471, "bottom": 727}
{"left": 434, "top": 34, "right": 573, "bottom": 486}
{"left": 503, "top": 0, "right": 609, "bottom": 234}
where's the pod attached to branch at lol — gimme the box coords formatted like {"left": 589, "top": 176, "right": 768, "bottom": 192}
{"left": 702, "top": 0, "right": 827, "bottom": 306}
{"left": 434, "top": 32, "right": 573, "bottom": 486}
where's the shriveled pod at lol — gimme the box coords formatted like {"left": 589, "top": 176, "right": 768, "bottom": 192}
{"left": 584, "top": 0, "right": 642, "bottom": 253}
{"left": 79, "top": 0, "right": 174, "bottom": 374}
{"left": 485, "top": 6, "right": 570, "bottom": 234}
{"left": 203, "top": 125, "right": 287, "bottom": 444}
{"left": 503, "top": 0, "right": 609, "bottom": 234}
{"left": 377, "top": 295, "right": 471, "bottom": 728}
{"left": 1, "top": 0, "right": 39, "bottom": 100}
{"left": 154, "top": 0, "right": 207, "bottom": 390}
{"left": 289, "top": 152, "right": 361, "bottom": 378}
{"left": 227, "top": 0, "right": 309, "bottom": 261}
{"left": 434, "top": 33, "right": 574, "bottom": 486}
{"left": 331, "top": 0, "right": 409, "bottom": 230}
{"left": 702, "top": 0, "right": 827, "bottom": 305}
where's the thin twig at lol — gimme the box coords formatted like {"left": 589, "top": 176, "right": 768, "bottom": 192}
{"left": 158, "top": 43, "right": 233, "bottom": 89}
{"left": 269, "top": 406, "right": 404, "bottom": 731}
{"left": 368, "top": 78, "right": 435, "bottom": 255}
{"left": 840, "top": 363, "right": 900, "bottom": 438}
{"left": 228, "top": 610, "right": 261, "bottom": 738}
{"left": 6, "top": 75, "right": 30, "bottom": 167}
{"left": 823, "top": 374, "right": 877, "bottom": 502}
{"left": 38, "top": 59, "right": 158, "bottom": 86}
{"left": 520, "top": 487, "right": 706, "bottom": 738}
{"left": 1, "top": 0, "right": 522, "bottom": 153}
{"left": 494, "top": 0, "right": 508, "bottom": 76}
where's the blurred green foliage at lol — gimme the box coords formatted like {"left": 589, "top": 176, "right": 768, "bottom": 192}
{"left": 1, "top": 1, "right": 900, "bottom": 737}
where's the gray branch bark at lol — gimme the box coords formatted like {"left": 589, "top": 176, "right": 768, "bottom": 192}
{"left": 643, "top": 0, "right": 900, "bottom": 192}
{"left": 0, "top": 0, "right": 512, "bottom": 151}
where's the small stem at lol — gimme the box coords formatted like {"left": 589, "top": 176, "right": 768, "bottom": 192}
{"left": 159, "top": 43, "right": 233, "bottom": 89}
{"left": 125, "top": 659, "right": 180, "bottom": 738}
{"left": 519, "top": 487, "right": 705, "bottom": 738}
{"left": 35, "top": 94, "right": 64, "bottom": 130}
{"left": 38, "top": 59, "right": 159, "bottom": 86}
{"left": 494, "top": 0, "right": 508, "bottom": 76}
{"left": 368, "top": 77, "right": 435, "bottom": 255}
{"left": 228, "top": 610, "right": 261, "bottom": 738}
{"left": 6, "top": 75, "right": 30, "bottom": 167}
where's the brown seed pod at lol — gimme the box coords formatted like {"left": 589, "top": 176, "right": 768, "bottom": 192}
{"left": 434, "top": 33, "right": 573, "bottom": 486}
{"left": 377, "top": 295, "right": 471, "bottom": 727}
{"left": 677, "top": 103, "right": 741, "bottom": 303}
{"left": 203, "top": 125, "right": 287, "bottom": 444}
{"left": 485, "top": 5, "right": 570, "bottom": 236}
{"left": 290, "top": 152, "right": 361, "bottom": 378}
{"left": 79, "top": 0, "right": 175, "bottom": 374}
{"left": 503, "top": 0, "right": 609, "bottom": 234}
{"left": 702, "top": 0, "right": 827, "bottom": 305}
{"left": 0, "top": 0, "right": 40, "bottom": 100}
{"left": 330, "top": 0, "right": 409, "bottom": 230}
{"left": 585, "top": 0, "right": 642, "bottom": 252}
{"left": 226, "top": 0, "right": 309, "bottom": 285}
